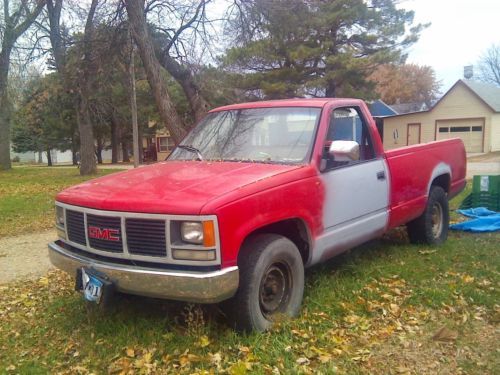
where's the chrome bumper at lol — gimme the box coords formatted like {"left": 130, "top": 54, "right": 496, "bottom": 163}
{"left": 48, "top": 241, "right": 239, "bottom": 303}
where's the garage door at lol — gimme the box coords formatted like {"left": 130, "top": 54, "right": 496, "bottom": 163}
{"left": 436, "top": 119, "right": 484, "bottom": 153}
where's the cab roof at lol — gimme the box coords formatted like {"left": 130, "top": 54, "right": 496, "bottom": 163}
{"left": 209, "top": 98, "right": 361, "bottom": 112}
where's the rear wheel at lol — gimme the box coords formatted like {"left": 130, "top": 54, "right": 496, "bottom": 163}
{"left": 407, "top": 186, "right": 449, "bottom": 245}
{"left": 226, "top": 234, "right": 304, "bottom": 332}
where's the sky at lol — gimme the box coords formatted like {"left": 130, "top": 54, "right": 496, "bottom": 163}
{"left": 401, "top": 0, "right": 500, "bottom": 93}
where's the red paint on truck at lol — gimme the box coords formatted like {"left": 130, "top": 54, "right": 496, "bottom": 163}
{"left": 49, "top": 98, "right": 466, "bottom": 331}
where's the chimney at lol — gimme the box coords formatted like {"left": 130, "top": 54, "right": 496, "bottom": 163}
{"left": 464, "top": 65, "right": 473, "bottom": 80}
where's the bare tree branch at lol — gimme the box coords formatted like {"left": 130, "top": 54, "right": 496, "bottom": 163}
{"left": 478, "top": 44, "right": 500, "bottom": 86}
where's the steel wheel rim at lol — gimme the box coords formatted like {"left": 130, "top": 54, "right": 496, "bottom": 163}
{"left": 259, "top": 263, "right": 291, "bottom": 317}
{"left": 431, "top": 203, "right": 443, "bottom": 238}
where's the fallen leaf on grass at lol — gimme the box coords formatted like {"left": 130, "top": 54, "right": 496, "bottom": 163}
{"left": 390, "top": 303, "right": 401, "bottom": 317}
{"left": 396, "top": 366, "right": 411, "bottom": 374}
{"left": 318, "top": 354, "right": 332, "bottom": 363}
{"left": 432, "top": 326, "right": 458, "bottom": 342}
{"left": 461, "top": 274, "right": 475, "bottom": 283}
{"left": 229, "top": 360, "right": 252, "bottom": 374}
{"left": 418, "top": 249, "right": 437, "bottom": 255}
{"left": 108, "top": 357, "right": 132, "bottom": 374}
{"left": 198, "top": 335, "right": 210, "bottom": 348}
{"left": 209, "top": 352, "right": 222, "bottom": 368}
{"left": 296, "top": 357, "right": 310, "bottom": 365}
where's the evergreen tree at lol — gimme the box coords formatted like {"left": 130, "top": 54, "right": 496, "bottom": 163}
{"left": 224, "top": 0, "right": 425, "bottom": 99}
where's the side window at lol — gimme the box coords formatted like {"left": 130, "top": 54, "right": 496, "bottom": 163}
{"left": 323, "top": 107, "right": 375, "bottom": 170}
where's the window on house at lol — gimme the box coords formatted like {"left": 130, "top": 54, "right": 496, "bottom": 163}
{"left": 158, "top": 136, "right": 175, "bottom": 152}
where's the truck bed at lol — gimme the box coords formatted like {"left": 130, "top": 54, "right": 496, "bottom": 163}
{"left": 385, "top": 138, "right": 467, "bottom": 228}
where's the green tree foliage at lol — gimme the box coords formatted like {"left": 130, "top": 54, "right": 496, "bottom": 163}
{"left": 223, "top": 0, "right": 425, "bottom": 99}
{"left": 12, "top": 74, "right": 75, "bottom": 165}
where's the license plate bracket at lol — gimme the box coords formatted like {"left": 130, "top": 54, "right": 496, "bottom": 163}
{"left": 76, "top": 268, "right": 114, "bottom": 305}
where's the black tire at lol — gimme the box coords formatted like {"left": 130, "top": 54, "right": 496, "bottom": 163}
{"left": 226, "top": 234, "right": 304, "bottom": 332}
{"left": 407, "top": 186, "right": 449, "bottom": 245}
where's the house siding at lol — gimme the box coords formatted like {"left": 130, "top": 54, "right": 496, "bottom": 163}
{"left": 383, "top": 82, "right": 495, "bottom": 152}
{"left": 491, "top": 114, "right": 500, "bottom": 152}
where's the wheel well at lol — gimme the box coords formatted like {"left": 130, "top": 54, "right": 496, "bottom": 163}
{"left": 243, "top": 219, "right": 311, "bottom": 264}
{"left": 431, "top": 174, "right": 450, "bottom": 193}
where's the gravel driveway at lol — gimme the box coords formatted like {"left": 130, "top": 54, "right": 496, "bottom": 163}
{"left": 467, "top": 161, "right": 500, "bottom": 178}
{"left": 0, "top": 230, "right": 55, "bottom": 284}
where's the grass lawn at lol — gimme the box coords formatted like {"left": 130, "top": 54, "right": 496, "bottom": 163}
{"left": 0, "top": 166, "right": 123, "bottom": 238}
{"left": 0, "top": 168, "right": 498, "bottom": 374}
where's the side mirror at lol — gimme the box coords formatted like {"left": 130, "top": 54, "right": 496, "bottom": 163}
{"left": 329, "top": 140, "right": 360, "bottom": 162}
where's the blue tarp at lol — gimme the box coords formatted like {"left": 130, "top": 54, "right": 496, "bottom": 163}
{"left": 450, "top": 207, "right": 500, "bottom": 232}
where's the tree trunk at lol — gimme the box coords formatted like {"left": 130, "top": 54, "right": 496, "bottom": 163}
{"left": 76, "top": 0, "right": 99, "bottom": 175}
{"left": 71, "top": 132, "right": 79, "bottom": 165}
{"left": 160, "top": 54, "right": 209, "bottom": 123}
{"left": 0, "top": 47, "right": 13, "bottom": 170}
{"left": 38, "top": 150, "right": 43, "bottom": 163}
{"left": 77, "top": 98, "right": 97, "bottom": 174}
{"left": 138, "top": 125, "right": 144, "bottom": 163}
{"left": 0, "top": 92, "right": 11, "bottom": 171}
{"left": 110, "top": 112, "right": 120, "bottom": 164}
{"left": 122, "top": 141, "right": 130, "bottom": 162}
{"left": 95, "top": 141, "right": 103, "bottom": 164}
{"left": 0, "top": 0, "right": 45, "bottom": 170}
{"left": 46, "top": 0, "right": 65, "bottom": 72}
{"left": 46, "top": 148, "right": 53, "bottom": 166}
{"left": 125, "top": 1, "right": 186, "bottom": 143}
{"left": 325, "top": 82, "right": 336, "bottom": 97}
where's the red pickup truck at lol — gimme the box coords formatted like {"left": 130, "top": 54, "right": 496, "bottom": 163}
{"left": 49, "top": 98, "right": 466, "bottom": 331}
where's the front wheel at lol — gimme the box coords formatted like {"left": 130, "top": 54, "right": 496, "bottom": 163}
{"left": 407, "top": 186, "right": 449, "bottom": 245}
{"left": 226, "top": 234, "right": 304, "bottom": 332}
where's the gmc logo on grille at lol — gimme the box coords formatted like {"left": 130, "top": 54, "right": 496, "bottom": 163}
{"left": 88, "top": 226, "right": 120, "bottom": 242}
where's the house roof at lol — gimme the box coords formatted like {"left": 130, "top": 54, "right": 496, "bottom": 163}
{"left": 461, "top": 79, "right": 500, "bottom": 112}
{"left": 389, "top": 102, "right": 427, "bottom": 115}
{"left": 368, "top": 99, "right": 398, "bottom": 117}
{"left": 383, "top": 79, "right": 500, "bottom": 118}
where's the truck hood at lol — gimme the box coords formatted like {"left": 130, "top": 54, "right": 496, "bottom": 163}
{"left": 56, "top": 161, "right": 305, "bottom": 214}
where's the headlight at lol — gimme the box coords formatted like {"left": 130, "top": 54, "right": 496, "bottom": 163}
{"left": 181, "top": 222, "right": 203, "bottom": 244}
{"left": 179, "top": 220, "right": 216, "bottom": 247}
{"left": 56, "top": 206, "right": 65, "bottom": 227}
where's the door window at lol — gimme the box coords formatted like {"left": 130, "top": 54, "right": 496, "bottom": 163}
{"left": 323, "top": 107, "right": 375, "bottom": 170}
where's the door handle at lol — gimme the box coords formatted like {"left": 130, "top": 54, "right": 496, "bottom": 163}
{"left": 376, "top": 171, "right": 386, "bottom": 180}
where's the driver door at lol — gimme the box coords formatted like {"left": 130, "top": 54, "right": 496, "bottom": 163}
{"left": 315, "top": 106, "right": 390, "bottom": 262}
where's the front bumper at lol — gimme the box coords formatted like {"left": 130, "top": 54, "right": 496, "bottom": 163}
{"left": 48, "top": 241, "right": 239, "bottom": 303}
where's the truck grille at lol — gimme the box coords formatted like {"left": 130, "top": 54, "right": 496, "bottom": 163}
{"left": 126, "top": 219, "right": 167, "bottom": 256}
{"left": 87, "top": 214, "right": 123, "bottom": 252}
{"left": 64, "top": 211, "right": 167, "bottom": 256}
{"left": 66, "top": 210, "right": 86, "bottom": 245}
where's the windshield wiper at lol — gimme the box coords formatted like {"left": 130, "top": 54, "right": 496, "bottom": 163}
{"left": 177, "top": 145, "right": 203, "bottom": 161}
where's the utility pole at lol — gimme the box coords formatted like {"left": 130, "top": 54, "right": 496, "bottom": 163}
{"left": 129, "top": 32, "right": 140, "bottom": 168}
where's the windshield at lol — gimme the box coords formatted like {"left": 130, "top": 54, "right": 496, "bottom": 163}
{"left": 168, "top": 107, "right": 321, "bottom": 164}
